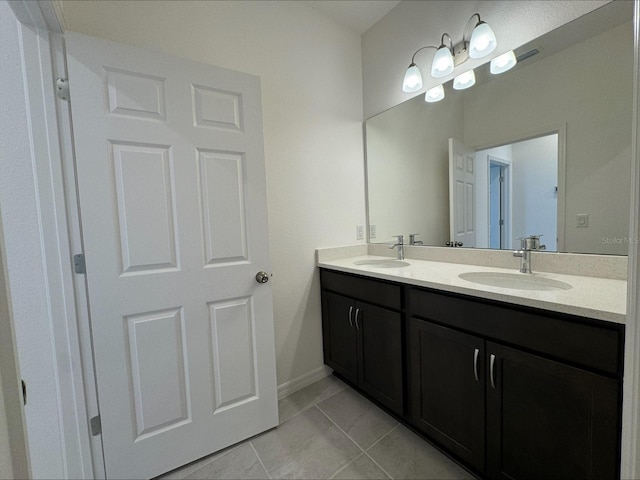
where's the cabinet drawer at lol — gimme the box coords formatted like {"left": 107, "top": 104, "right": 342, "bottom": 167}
{"left": 320, "top": 269, "right": 401, "bottom": 310}
{"left": 408, "top": 287, "right": 623, "bottom": 376}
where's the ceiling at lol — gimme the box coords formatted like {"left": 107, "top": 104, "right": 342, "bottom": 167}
{"left": 301, "top": 0, "right": 401, "bottom": 35}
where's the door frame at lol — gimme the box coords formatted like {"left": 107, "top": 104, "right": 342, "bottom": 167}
{"left": 5, "top": 2, "right": 104, "bottom": 478}
{"left": 487, "top": 156, "right": 512, "bottom": 250}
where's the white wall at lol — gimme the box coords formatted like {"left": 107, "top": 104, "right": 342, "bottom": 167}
{"left": 59, "top": 0, "right": 366, "bottom": 387}
{"left": 511, "top": 136, "right": 558, "bottom": 250}
{"left": 362, "top": 0, "right": 609, "bottom": 119}
{"left": 0, "top": 2, "right": 67, "bottom": 477}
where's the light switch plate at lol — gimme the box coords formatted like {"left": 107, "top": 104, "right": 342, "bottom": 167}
{"left": 356, "top": 224, "right": 364, "bottom": 240}
{"left": 370, "top": 224, "right": 377, "bottom": 239}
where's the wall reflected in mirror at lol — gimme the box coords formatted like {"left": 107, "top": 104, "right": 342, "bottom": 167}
{"left": 365, "top": 0, "right": 632, "bottom": 255}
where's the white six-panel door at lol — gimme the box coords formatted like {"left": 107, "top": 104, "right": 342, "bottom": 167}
{"left": 449, "top": 138, "right": 477, "bottom": 248}
{"left": 65, "top": 32, "right": 278, "bottom": 479}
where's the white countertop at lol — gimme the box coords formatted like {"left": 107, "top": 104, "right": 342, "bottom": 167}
{"left": 318, "top": 255, "right": 627, "bottom": 324}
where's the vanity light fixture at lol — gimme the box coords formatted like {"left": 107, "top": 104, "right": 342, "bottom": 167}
{"left": 431, "top": 34, "right": 455, "bottom": 78}
{"left": 401, "top": 13, "right": 500, "bottom": 93}
{"left": 402, "top": 63, "right": 423, "bottom": 92}
{"left": 424, "top": 84, "right": 445, "bottom": 102}
{"left": 402, "top": 45, "right": 438, "bottom": 92}
{"left": 468, "top": 15, "right": 497, "bottom": 58}
{"left": 453, "top": 69, "right": 476, "bottom": 90}
{"left": 490, "top": 50, "right": 517, "bottom": 74}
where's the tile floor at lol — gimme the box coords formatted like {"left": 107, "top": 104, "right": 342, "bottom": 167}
{"left": 158, "top": 376, "right": 476, "bottom": 480}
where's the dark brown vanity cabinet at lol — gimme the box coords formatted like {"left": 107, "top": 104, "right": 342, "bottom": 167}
{"left": 409, "top": 287, "right": 623, "bottom": 480}
{"left": 320, "top": 270, "right": 404, "bottom": 415}
{"left": 320, "top": 269, "right": 624, "bottom": 479}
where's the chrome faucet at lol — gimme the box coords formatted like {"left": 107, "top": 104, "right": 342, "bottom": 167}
{"left": 513, "top": 235, "right": 546, "bottom": 273}
{"left": 389, "top": 235, "right": 404, "bottom": 260}
{"left": 409, "top": 233, "right": 423, "bottom": 245}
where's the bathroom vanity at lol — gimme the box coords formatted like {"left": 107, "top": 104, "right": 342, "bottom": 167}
{"left": 319, "top": 252, "right": 625, "bottom": 479}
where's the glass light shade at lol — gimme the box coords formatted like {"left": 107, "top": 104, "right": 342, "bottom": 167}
{"left": 430, "top": 46, "right": 454, "bottom": 78}
{"left": 490, "top": 50, "right": 517, "bottom": 74}
{"left": 424, "top": 84, "right": 445, "bottom": 103}
{"left": 469, "top": 22, "right": 497, "bottom": 58}
{"left": 402, "top": 63, "right": 423, "bottom": 92}
{"left": 453, "top": 69, "right": 476, "bottom": 90}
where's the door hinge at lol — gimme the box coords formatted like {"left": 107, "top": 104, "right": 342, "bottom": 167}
{"left": 90, "top": 415, "right": 101, "bottom": 436}
{"left": 499, "top": 175, "right": 504, "bottom": 183}
{"left": 56, "top": 77, "right": 70, "bottom": 101}
{"left": 499, "top": 219, "right": 504, "bottom": 226}
{"left": 73, "top": 254, "right": 86, "bottom": 274}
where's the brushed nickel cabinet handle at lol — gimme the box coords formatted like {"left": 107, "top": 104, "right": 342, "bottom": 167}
{"left": 473, "top": 348, "right": 479, "bottom": 382}
{"left": 490, "top": 354, "right": 496, "bottom": 389}
{"left": 348, "top": 306, "right": 353, "bottom": 328}
{"left": 355, "top": 308, "right": 360, "bottom": 330}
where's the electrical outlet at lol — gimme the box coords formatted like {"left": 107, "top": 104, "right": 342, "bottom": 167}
{"left": 369, "top": 224, "right": 377, "bottom": 239}
{"left": 577, "top": 214, "right": 589, "bottom": 228}
{"left": 356, "top": 224, "right": 364, "bottom": 240}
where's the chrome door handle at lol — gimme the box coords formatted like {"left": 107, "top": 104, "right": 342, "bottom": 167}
{"left": 354, "top": 308, "right": 360, "bottom": 330}
{"left": 473, "top": 348, "right": 479, "bottom": 382}
{"left": 490, "top": 354, "right": 496, "bottom": 389}
{"left": 255, "top": 271, "right": 269, "bottom": 283}
{"left": 348, "top": 306, "right": 354, "bottom": 328}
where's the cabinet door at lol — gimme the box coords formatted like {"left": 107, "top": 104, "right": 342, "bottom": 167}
{"left": 321, "top": 291, "right": 358, "bottom": 384}
{"left": 486, "top": 342, "right": 620, "bottom": 480}
{"left": 356, "top": 301, "right": 403, "bottom": 415}
{"left": 409, "top": 318, "right": 485, "bottom": 471}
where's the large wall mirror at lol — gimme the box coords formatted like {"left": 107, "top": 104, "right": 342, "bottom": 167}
{"left": 365, "top": 0, "right": 632, "bottom": 255}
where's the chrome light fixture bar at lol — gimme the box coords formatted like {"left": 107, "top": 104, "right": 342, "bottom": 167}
{"left": 402, "top": 13, "right": 508, "bottom": 97}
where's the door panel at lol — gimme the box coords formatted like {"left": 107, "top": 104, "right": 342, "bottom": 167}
{"left": 409, "top": 319, "right": 485, "bottom": 471}
{"left": 486, "top": 342, "right": 620, "bottom": 480}
{"left": 66, "top": 32, "right": 277, "bottom": 479}
{"left": 198, "top": 150, "right": 249, "bottom": 264}
{"left": 357, "top": 302, "right": 403, "bottom": 414}
{"left": 321, "top": 292, "right": 358, "bottom": 384}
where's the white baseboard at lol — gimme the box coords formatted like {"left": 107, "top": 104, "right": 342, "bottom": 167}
{"left": 277, "top": 365, "right": 333, "bottom": 399}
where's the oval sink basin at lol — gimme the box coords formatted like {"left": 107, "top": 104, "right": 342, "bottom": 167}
{"left": 354, "top": 259, "right": 410, "bottom": 268}
{"left": 458, "top": 271, "right": 572, "bottom": 291}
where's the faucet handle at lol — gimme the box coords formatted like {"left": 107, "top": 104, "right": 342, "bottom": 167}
{"left": 518, "top": 234, "right": 543, "bottom": 250}
{"left": 409, "top": 233, "right": 420, "bottom": 245}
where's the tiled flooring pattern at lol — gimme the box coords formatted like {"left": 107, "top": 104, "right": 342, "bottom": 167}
{"left": 158, "top": 376, "right": 475, "bottom": 479}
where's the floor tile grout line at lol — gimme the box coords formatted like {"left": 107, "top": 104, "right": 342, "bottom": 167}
{"left": 314, "top": 405, "right": 395, "bottom": 480}
{"left": 328, "top": 452, "right": 365, "bottom": 480}
{"left": 360, "top": 450, "right": 394, "bottom": 480}
{"left": 364, "top": 422, "right": 400, "bottom": 453}
{"left": 248, "top": 440, "right": 272, "bottom": 480}
{"left": 360, "top": 423, "right": 402, "bottom": 480}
